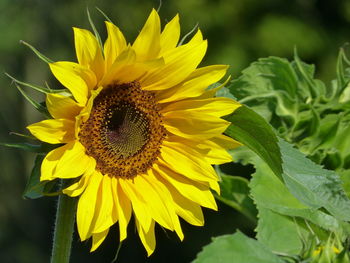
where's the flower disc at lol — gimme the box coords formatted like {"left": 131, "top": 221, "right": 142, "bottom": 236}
{"left": 80, "top": 81, "right": 166, "bottom": 178}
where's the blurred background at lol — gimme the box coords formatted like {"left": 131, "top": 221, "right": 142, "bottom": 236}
{"left": 1, "top": 0, "right": 350, "bottom": 262}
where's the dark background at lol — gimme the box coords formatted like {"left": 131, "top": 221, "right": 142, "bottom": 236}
{"left": 1, "top": 0, "right": 350, "bottom": 262}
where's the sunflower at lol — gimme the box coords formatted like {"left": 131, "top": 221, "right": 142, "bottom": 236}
{"left": 27, "top": 9, "right": 240, "bottom": 255}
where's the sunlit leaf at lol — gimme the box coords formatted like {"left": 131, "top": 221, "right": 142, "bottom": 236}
{"left": 250, "top": 152, "right": 342, "bottom": 232}
{"left": 280, "top": 139, "right": 350, "bottom": 222}
{"left": 193, "top": 231, "right": 284, "bottom": 263}
{"left": 224, "top": 105, "right": 283, "bottom": 178}
{"left": 256, "top": 205, "right": 308, "bottom": 255}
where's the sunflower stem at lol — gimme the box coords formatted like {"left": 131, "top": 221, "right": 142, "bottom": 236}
{"left": 50, "top": 182, "right": 77, "bottom": 263}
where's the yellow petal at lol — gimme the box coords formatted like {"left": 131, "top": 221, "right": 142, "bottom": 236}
{"left": 112, "top": 178, "right": 132, "bottom": 241}
{"left": 132, "top": 9, "right": 161, "bottom": 61}
{"left": 74, "top": 87, "right": 102, "bottom": 137}
{"left": 161, "top": 97, "right": 240, "bottom": 117}
{"left": 104, "top": 21, "right": 127, "bottom": 70}
{"left": 62, "top": 158, "right": 96, "bottom": 197}
{"left": 63, "top": 174, "right": 91, "bottom": 197}
{"left": 167, "top": 184, "right": 205, "bottom": 226}
{"left": 212, "top": 134, "right": 242, "bottom": 149}
{"left": 156, "top": 65, "right": 228, "bottom": 103}
{"left": 136, "top": 219, "right": 156, "bottom": 257}
{"left": 198, "top": 75, "right": 231, "bottom": 99}
{"left": 133, "top": 174, "right": 174, "bottom": 230}
{"left": 196, "top": 140, "right": 233, "bottom": 165}
{"left": 141, "top": 39, "right": 207, "bottom": 91}
{"left": 152, "top": 166, "right": 204, "bottom": 226}
{"left": 41, "top": 143, "right": 70, "bottom": 181}
{"left": 119, "top": 179, "right": 152, "bottom": 232}
{"left": 153, "top": 162, "right": 217, "bottom": 210}
{"left": 90, "top": 228, "right": 109, "bottom": 252}
{"left": 77, "top": 171, "right": 103, "bottom": 241}
{"left": 73, "top": 27, "right": 104, "bottom": 81}
{"left": 100, "top": 47, "right": 136, "bottom": 86}
{"left": 187, "top": 29, "right": 204, "bottom": 45}
{"left": 146, "top": 169, "right": 184, "bottom": 240}
{"left": 55, "top": 141, "right": 92, "bottom": 179}
{"left": 92, "top": 175, "right": 117, "bottom": 234}
{"left": 163, "top": 111, "right": 230, "bottom": 140}
{"left": 46, "top": 93, "right": 82, "bottom": 120}
{"left": 49, "top": 61, "right": 96, "bottom": 105}
{"left": 160, "top": 14, "right": 180, "bottom": 54}
{"left": 167, "top": 135, "right": 235, "bottom": 165}
{"left": 160, "top": 141, "right": 220, "bottom": 193}
{"left": 27, "top": 119, "right": 75, "bottom": 144}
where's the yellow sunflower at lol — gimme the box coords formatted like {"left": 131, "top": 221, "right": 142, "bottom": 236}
{"left": 27, "top": 9, "right": 240, "bottom": 255}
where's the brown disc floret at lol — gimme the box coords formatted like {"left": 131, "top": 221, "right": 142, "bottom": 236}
{"left": 79, "top": 81, "right": 167, "bottom": 178}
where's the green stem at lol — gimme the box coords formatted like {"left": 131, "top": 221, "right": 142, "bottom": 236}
{"left": 50, "top": 186, "right": 77, "bottom": 263}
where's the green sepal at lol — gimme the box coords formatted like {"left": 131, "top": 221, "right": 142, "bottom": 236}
{"left": 87, "top": 7, "right": 103, "bottom": 49}
{"left": 95, "top": 6, "right": 112, "bottom": 22}
{"left": 20, "top": 40, "right": 53, "bottom": 64}
{"left": 0, "top": 141, "right": 62, "bottom": 153}
{"left": 23, "top": 155, "right": 61, "bottom": 199}
{"left": 14, "top": 83, "right": 51, "bottom": 118}
{"left": 9, "top": 132, "right": 37, "bottom": 140}
{"left": 5, "top": 72, "right": 66, "bottom": 94}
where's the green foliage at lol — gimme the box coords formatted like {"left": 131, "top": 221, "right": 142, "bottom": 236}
{"left": 206, "top": 49, "right": 350, "bottom": 263}
{"left": 23, "top": 155, "right": 60, "bottom": 199}
{"left": 193, "top": 231, "right": 285, "bottom": 263}
{"left": 280, "top": 139, "right": 350, "bottom": 222}
{"left": 224, "top": 105, "right": 282, "bottom": 177}
{"left": 229, "top": 50, "right": 350, "bottom": 174}
{"left": 215, "top": 173, "right": 257, "bottom": 223}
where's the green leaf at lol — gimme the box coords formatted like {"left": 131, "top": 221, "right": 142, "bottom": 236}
{"left": 339, "top": 169, "right": 350, "bottom": 198}
{"left": 193, "top": 231, "right": 284, "bottom": 263}
{"left": 20, "top": 40, "right": 53, "bottom": 64}
{"left": 229, "top": 56, "right": 299, "bottom": 124}
{"left": 23, "top": 155, "right": 59, "bottom": 199}
{"left": 224, "top": 105, "right": 283, "bottom": 178}
{"left": 215, "top": 173, "right": 257, "bottom": 223}
{"left": 336, "top": 48, "right": 348, "bottom": 91}
{"left": 256, "top": 206, "right": 308, "bottom": 255}
{"left": 250, "top": 155, "right": 341, "bottom": 232}
{"left": 293, "top": 49, "right": 321, "bottom": 99}
{"left": 230, "top": 56, "right": 298, "bottom": 100}
{"left": 280, "top": 139, "right": 350, "bottom": 222}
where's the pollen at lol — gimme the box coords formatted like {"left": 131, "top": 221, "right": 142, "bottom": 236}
{"left": 79, "top": 81, "right": 167, "bottom": 178}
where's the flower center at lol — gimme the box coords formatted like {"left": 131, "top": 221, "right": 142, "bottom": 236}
{"left": 79, "top": 82, "right": 166, "bottom": 178}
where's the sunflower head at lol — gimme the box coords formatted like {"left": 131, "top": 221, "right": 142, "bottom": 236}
{"left": 27, "top": 9, "right": 240, "bottom": 255}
